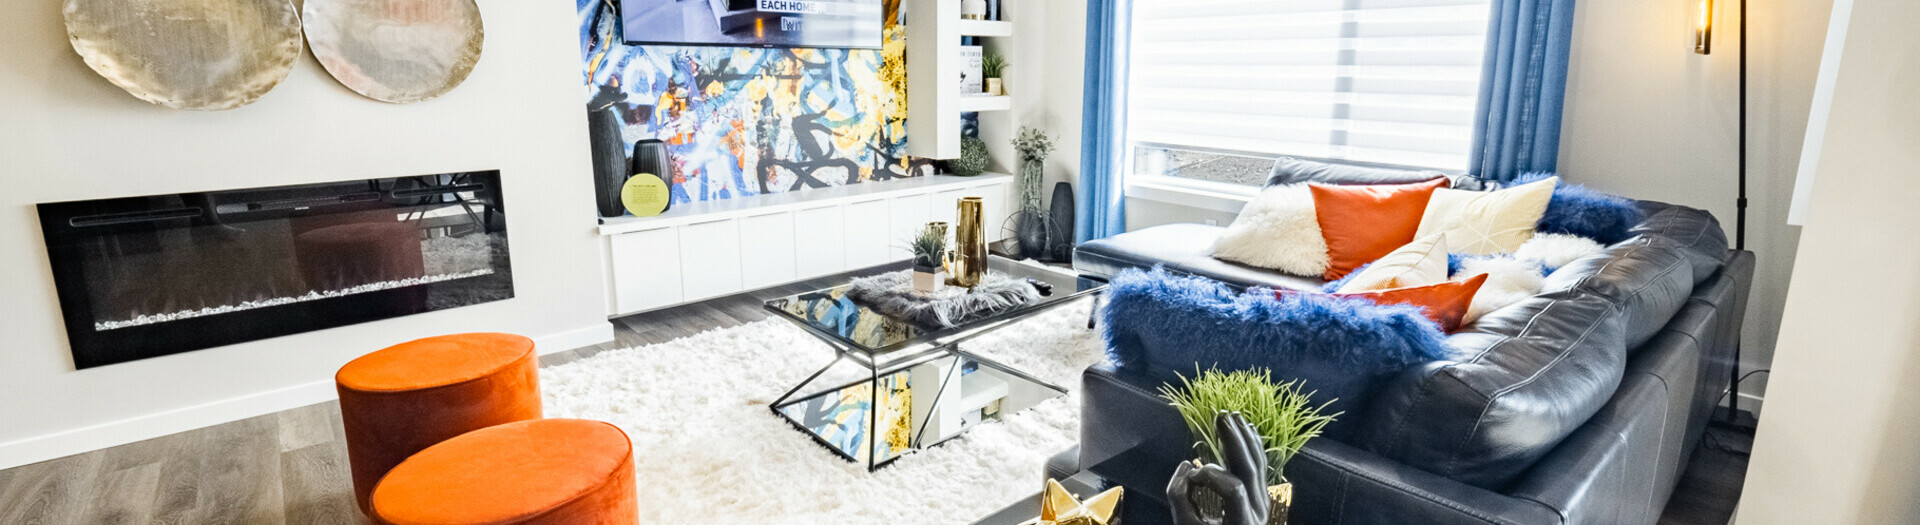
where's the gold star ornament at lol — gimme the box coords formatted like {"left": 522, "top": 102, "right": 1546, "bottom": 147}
{"left": 1019, "top": 478, "right": 1123, "bottom": 525}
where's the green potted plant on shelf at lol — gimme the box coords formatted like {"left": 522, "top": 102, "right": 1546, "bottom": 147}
{"left": 1161, "top": 367, "right": 1339, "bottom": 525}
{"left": 982, "top": 52, "right": 1008, "bottom": 96}
{"left": 908, "top": 222, "right": 949, "bottom": 293}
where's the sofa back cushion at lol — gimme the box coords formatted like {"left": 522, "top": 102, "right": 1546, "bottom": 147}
{"left": 1353, "top": 292, "right": 1629, "bottom": 490}
{"left": 1542, "top": 240, "right": 1695, "bottom": 350}
{"left": 1266, "top": 156, "right": 1451, "bottom": 187}
{"left": 1101, "top": 268, "right": 1452, "bottom": 439}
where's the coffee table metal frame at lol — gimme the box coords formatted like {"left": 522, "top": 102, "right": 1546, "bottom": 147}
{"left": 764, "top": 259, "right": 1100, "bottom": 471}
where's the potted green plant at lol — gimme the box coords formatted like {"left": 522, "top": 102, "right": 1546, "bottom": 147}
{"left": 1161, "top": 368, "right": 1339, "bottom": 525}
{"left": 908, "top": 222, "right": 949, "bottom": 293}
{"left": 982, "top": 52, "right": 1008, "bottom": 96}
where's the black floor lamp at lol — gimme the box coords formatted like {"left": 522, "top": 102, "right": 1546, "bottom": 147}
{"left": 1697, "top": 0, "right": 1751, "bottom": 424}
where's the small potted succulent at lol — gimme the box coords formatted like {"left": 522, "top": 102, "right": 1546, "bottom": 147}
{"left": 909, "top": 222, "right": 949, "bottom": 293}
{"left": 982, "top": 52, "right": 1008, "bottom": 96}
{"left": 1162, "top": 368, "right": 1338, "bottom": 525}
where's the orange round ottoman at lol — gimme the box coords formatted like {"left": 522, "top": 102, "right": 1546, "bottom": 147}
{"left": 338, "top": 333, "right": 542, "bottom": 513}
{"left": 369, "top": 418, "right": 638, "bottom": 525}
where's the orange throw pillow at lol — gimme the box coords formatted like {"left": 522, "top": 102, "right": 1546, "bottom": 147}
{"left": 1280, "top": 273, "right": 1488, "bottom": 333}
{"left": 1310, "top": 178, "right": 1449, "bottom": 280}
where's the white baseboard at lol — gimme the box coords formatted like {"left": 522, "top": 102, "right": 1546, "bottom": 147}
{"left": 534, "top": 322, "right": 617, "bottom": 356}
{"left": 0, "top": 322, "right": 616, "bottom": 471}
{"left": 0, "top": 379, "right": 339, "bottom": 470}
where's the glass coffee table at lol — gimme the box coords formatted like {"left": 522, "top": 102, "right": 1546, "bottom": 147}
{"left": 764, "top": 256, "right": 1102, "bottom": 470}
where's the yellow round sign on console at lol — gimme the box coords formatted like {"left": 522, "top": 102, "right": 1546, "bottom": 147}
{"left": 621, "top": 173, "right": 670, "bottom": 217}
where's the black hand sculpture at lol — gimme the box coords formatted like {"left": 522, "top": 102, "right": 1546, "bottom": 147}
{"left": 1167, "top": 411, "right": 1272, "bottom": 525}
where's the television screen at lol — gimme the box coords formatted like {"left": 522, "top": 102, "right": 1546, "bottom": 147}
{"left": 621, "top": 0, "right": 884, "bottom": 49}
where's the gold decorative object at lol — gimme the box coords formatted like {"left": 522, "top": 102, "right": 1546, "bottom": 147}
{"left": 63, "top": 0, "right": 304, "bottom": 110}
{"left": 1267, "top": 484, "right": 1292, "bottom": 525}
{"left": 303, "top": 0, "right": 485, "bottom": 103}
{"left": 1019, "top": 478, "right": 1122, "bottom": 525}
{"left": 944, "top": 197, "right": 989, "bottom": 288}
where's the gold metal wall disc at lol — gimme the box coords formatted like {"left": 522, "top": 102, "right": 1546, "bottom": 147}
{"left": 63, "top": 0, "right": 304, "bottom": 111}
{"left": 303, "top": 0, "right": 485, "bottom": 104}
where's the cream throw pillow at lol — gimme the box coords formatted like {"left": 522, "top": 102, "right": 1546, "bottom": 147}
{"left": 1458, "top": 256, "right": 1548, "bottom": 323}
{"left": 1335, "top": 234, "right": 1449, "bottom": 293}
{"left": 1211, "top": 184, "right": 1330, "bottom": 276}
{"left": 1415, "top": 177, "right": 1559, "bottom": 256}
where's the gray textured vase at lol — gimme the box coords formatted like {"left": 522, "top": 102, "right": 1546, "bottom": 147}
{"left": 1015, "top": 159, "right": 1049, "bottom": 257}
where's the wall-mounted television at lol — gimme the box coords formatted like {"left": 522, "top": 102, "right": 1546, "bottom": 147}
{"left": 621, "top": 0, "right": 884, "bottom": 49}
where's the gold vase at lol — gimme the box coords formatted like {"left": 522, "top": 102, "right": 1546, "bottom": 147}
{"left": 945, "top": 197, "right": 988, "bottom": 288}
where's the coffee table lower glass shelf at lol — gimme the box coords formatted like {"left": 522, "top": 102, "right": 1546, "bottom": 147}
{"left": 763, "top": 258, "right": 1100, "bottom": 471}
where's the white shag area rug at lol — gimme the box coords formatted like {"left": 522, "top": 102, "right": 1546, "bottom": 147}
{"left": 541, "top": 298, "right": 1106, "bottom": 524}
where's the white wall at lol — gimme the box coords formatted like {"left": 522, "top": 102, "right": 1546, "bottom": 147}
{"left": 977, "top": 0, "right": 1087, "bottom": 214}
{"left": 1558, "top": 0, "right": 1831, "bottom": 409}
{"left": 1737, "top": 0, "right": 1920, "bottom": 520}
{"left": 0, "top": 0, "right": 613, "bottom": 469}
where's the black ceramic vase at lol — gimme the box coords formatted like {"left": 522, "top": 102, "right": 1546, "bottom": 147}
{"left": 630, "top": 139, "right": 675, "bottom": 214}
{"left": 587, "top": 107, "right": 629, "bottom": 218}
{"left": 1043, "top": 182, "right": 1076, "bottom": 262}
{"left": 1015, "top": 210, "right": 1051, "bottom": 260}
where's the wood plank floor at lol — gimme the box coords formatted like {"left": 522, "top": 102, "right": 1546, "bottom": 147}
{"left": 0, "top": 266, "right": 1752, "bottom": 524}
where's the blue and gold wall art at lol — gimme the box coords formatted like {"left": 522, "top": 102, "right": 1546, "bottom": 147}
{"left": 580, "top": 0, "right": 924, "bottom": 206}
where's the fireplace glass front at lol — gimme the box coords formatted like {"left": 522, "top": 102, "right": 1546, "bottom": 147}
{"left": 39, "top": 171, "right": 513, "bottom": 369}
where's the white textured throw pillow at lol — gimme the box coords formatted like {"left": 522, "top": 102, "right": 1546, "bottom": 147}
{"left": 1416, "top": 177, "right": 1559, "bottom": 256}
{"left": 1514, "top": 233, "right": 1608, "bottom": 270}
{"left": 1459, "top": 256, "right": 1548, "bottom": 324}
{"left": 1336, "top": 234, "right": 1450, "bottom": 293}
{"left": 1211, "top": 184, "right": 1330, "bottom": 276}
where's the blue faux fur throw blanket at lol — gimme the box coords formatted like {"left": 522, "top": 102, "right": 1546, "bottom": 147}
{"left": 1102, "top": 268, "right": 1453, "bottom": 433}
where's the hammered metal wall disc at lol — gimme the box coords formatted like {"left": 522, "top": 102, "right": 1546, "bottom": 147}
{"left": 303, "top": 0, "right": 485, "bottom": 104}
{"left": 63, "top": 0, "right": 304, "bottom": 111}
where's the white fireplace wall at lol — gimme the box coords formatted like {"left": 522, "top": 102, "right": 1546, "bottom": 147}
{"left": 0, "top": 0, "right": 612, "bottom": 468}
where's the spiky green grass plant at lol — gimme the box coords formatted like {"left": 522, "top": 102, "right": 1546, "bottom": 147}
{"left": 1160, "top": 367, "right": 1340, "bottom": 484}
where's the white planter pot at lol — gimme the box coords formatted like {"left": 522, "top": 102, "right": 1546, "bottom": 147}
{"left": 913, "top": 269, "right": 946, "bottom": 293}
{"left": 961, "top": 0, "right": 987, "bottom": 19}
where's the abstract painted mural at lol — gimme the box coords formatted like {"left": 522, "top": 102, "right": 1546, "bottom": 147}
{"left": 579, "top": 0, "right": 922, "bottom": 204}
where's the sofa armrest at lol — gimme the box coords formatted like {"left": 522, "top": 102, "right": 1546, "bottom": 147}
{"left": 1286, "top": 439, "right": 1563, "bottom": 525}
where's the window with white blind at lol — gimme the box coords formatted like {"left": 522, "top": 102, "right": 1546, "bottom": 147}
{"left": 1126, "top": 0, "right": 1493, "bottom": 187}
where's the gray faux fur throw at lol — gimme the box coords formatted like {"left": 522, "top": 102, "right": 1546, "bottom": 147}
{"left": 845, "top": 271, "right": 1043, "bottom": 328}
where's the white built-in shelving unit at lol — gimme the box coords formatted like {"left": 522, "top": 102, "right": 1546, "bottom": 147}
{"left": 907, "top": 0, "right": 1015, "bottom": 160}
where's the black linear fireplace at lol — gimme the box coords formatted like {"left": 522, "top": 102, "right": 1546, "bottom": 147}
{"left": 39, "top": 171, "right": 514, "bottom": 369}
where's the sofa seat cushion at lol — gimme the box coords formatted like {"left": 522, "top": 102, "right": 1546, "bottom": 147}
{"left": 1075, "top": 223, "right": 1324, "bottom": 291}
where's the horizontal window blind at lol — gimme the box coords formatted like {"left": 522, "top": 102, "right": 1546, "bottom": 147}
{"left": 1127, "top": 0, "right": 1492, "bottom": 171}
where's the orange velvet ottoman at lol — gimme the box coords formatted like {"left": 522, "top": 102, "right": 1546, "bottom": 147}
{"left": 369, "top": 418, "right": 638, "bottom": 525}
{"left": 337, "top": 333, "right": 542, "bottom": 513}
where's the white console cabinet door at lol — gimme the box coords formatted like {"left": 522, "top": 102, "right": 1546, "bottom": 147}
{"left": 844, "top": 198, "right": 892, "bottom": 269}
{"left": 678, "top": 218, "right": 744, "bottom": 301}
{"left": 889, "top": 192, "right": 932, "bottom": 261}
{"left": 739, "top": 211, "right": 798, "bottom": 290}
{"left": 932, "top": 181, "right": 1013, "bottom": 242}
{"left": 793, "top": 205, "right": 847, "bottom": 278}
{"left": 610, "top": 226, "right": 683, "bottom": 314}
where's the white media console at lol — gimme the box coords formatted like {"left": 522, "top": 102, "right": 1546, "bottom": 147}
{"left": 598, "top": 173, "right": 1016, "bottom": 316}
